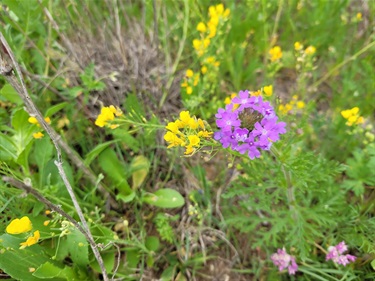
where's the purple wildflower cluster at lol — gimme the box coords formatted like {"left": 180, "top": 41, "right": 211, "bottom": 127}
{"left": 214, "top": 90, "right": 286, "bottom": 159}
{"left": 326, "top": 241, "right": 356, "bottom": 266}
{"left": 270, "top": 248, "right": 298, "bottom": 275}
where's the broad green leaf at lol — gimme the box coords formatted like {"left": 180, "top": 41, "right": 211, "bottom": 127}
{"left": 0, "top": 83, "right": 23, "bottom": 105}
{"left": 84, "top": 140, "right": 119, "bottom": 166}
{"left": 130, "top": 155, "right": 150, "bottom": 189}
{"left": 145, "top": 236, "right": 160, "bottom": 252}
{"left": 65, "top": 229, "right": 89, "bottom": 267}
{"left": 45, "top": 102, "right": 69, "bottom": 117}
{"left": 32, "top": 262, "right": 64, "bottom": 279}
{"left": 98, "top": 148, "right": 131, "bottom": 195}
{"left": 0, "top": 234, "right": 55, "bottom": 281}
{"left": 34, "top": 136, "right": 53, "bottom": 171}
{"left": 0, "top": 134, "right": 17, "bottom": 160}
{"left": 142, "top": 189, "right": 185, "bottom": 208}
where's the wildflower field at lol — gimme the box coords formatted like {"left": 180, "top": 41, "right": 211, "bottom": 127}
{"left": 0, "top": 1, "right": 374, "bottom": 280}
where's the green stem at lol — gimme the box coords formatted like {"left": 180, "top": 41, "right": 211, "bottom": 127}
{"left": 310, "top": 40, "right": 375, "bottom": 90}
{"left": 271, "top": 146, "right": 297, "bottom": 220}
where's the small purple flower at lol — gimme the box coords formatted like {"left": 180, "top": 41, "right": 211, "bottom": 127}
{"left": 271, "top": 248, "right": 298, "bottom": 275}
{"left": 215, "top": 91, "right": 286, "bottom": 159}
{"left": 326, "top": 241, "right": 356, "bottom": 266}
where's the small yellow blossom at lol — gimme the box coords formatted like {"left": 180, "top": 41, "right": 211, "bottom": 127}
{"left": 294, "top": 42, "right": 303, "bottom": 51}
{"left": 196, "top": 22, "right": 207, "bottom": 33}
{"left": 6, "top": 216, "right": 33, "bottom": 234}
{"left": 186, "top": 86, "right": 193, "bottom": 95}
{"left": 186, "top": 69, "right": 194, "bottom": 78}
{"left": 251, "top": 90, "right": 262, "bottom": 96}
{"left": 356, "top": 12, "right": 362, "bottom": 21}
{"left": 43, "top": 220, "right": 51, "bottom": 226}
{"left": 305, "top": 46, "right": 316, "bottom": 55}
{"left": 166, "top": 122, "right": 180, "bottom": 134}
{"left": 181, "top": 81, "right": 188, "bottom": 88}
{"left": 296, "top": 101, "right": 305, "bottom": 109}
{"left": 341, "top": 107, "right": 364, "bottom": 126}
{"left": 95, "top": 105, "right": 122, "bottom": 128}
{"left": 57, "top": 115, "right": 70, "bottom": 129}
{"left": 184, "top": 145, "right": 194, "bottom": 155}
{"left": 33, "top": 132, "right": 44, "bottom": 139}
{"left": 45, "top": 210, "right": 51, "bottom": 215}
{"left": 20, "top": 230, "right": 40, "bottom": 249}
{"left": 164, "top": 131, "right": 184, "bottom": 148}
{"left": 188, "top": 135, "right": 200, "bottom": 147}
{"left": 263, "top": 85, "right": 273, "bottom": 96}
{"left": 269, "top": 46, "right": 283, "bottom": 62}
{"left": 201, "top": 65, "right": 208, "bottom": 74}
{"left": 28, "top": 116, "right": 51, "bottom": 127}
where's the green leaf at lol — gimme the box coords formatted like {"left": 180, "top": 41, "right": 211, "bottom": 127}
{"left": 0, "top": 83, "right": 23, "bottom": 104}
{"left": 32, "top": 262, "right": 64, "bottom": 279}
{"left": 84, "top": 140, "right": 119, "bottom": 166}
{"left": 98, "top": 148, "right": 131, "bottom": 195}
{"left": 34, "top": 136, "right": 53, "bottom": 171}
{"left": 131, "top": 155, "right": 150, "bottom": 189}
{"left": 45, "top": 102, "right": 69, "bottom": 117}
{"left": 0, "top": 133, "right": 17, "bottom": 160}
{"left": 116, "top": 191, "right": 136, "bottom": 203}
{"left": 0, "top": 234, "right": 55, "bottom": 281}
{"left": 145, "top": 236, "right": 160, "bottom": 252}
{"left": 142, "top": 189, "right": 185, "bottom": 208}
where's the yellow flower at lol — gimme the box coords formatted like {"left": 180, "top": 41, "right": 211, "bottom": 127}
{"left": 294, "top": 42, "right": 303, "bottom": 51}
{"left": 269, "top": 46, "right": 283, "bottom": 62}
{"left": 198, "top": 130, "right": 213, "bottom": 138}
{"left": 251, "top": 90, "right": 262, "bottom": 96}
{"left": 43, "top": 220, "right": 51, "bottom": 226}
{"left": 28, "top": 116, "right": 51, "bottom": 127}
{"left": 33, "top": 132, "right": 44, "bottom": 139}
{"left": 356, "top": 12, "right": 362, "bottom": 21}
{"left": 20, "top": 230, "right": 40, "bottom": 249}
{"left": 184, "top": 145, "right": 194, "bottom": 155}
{"left": 201, "top": 65, "right": 208, "bottom": 74}
{"left": 296, "top": 101, "right": 305, "bottom": 109}
{"left": 188, "top": 118, "right": 199, "bottom": 130}
{"left": 263, "top": 85, "right": 273, "bottom": 96}
{"left": 186, "top": 86, "right": 193, "bottom": 95}
{"left": 164, "top": 132, "right": 184, "bottom": 148}
{"left": 181, "top": 81, "right": 188, "bottom": 88}
{"left": 179, "top": 111, "right": 191, "bottom": 126}
{"left": 196, "top": 22, "right": 207, "bottom": 33}
{"left": 188, "top": 135, "right": 200, "bottom": 147}
{"left": 166, "top": 122, "right": 180, "bottom": 133}
{"left": 28, "top": 116, "right": 39, "bottom": 124}
{"left": 193, "top": 39, "right": 201, "bottom": 50}
{"left": 341, "top": 107, "right": 364, "bottom": 126}
{"left": 216, "top": 4, "right": 224, "bottom": 14}
{"left": 305, "top": 46, "right": 316, "bottom": 55}
{"left": 6, "top": 216, "right": 33, "bottom": 234}
{"left": 186, "top": 69, "right": 194, "bottom": 78}
{"left": 95, "top": 105, "right": 122, "bottom": 128}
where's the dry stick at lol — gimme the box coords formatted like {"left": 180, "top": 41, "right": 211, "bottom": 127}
{"left": 0, "top": 33, "right": 109, "bottom": 281}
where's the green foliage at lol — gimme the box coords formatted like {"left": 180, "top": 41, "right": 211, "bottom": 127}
{"left": 0, "top": 0, "right": 374, "bottom": 280}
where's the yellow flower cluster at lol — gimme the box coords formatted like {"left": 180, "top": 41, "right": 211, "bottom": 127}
{"left": 164, "top": 111, "right": 212, "bottom": 155}
{"left": 341, "top": 107, "right": 364, "bottom": 126}
{"left": 269, "top": 46, "right": 283, "bottom": 62}
{"left": 95, "top": 105, "right": 123, "bottom": 129}
{"left": 28, "top": 116, "right": 51, "bottom": 139}
{"left": 294, "top": 42, "right": 316, "bottom": 55}
{"left": 278, "top": 95, "right": 305, "bottom": 115}
{"left": 193, "top": 4, "right": 230, "bottom": 57}
{"left": 6, "top": 216, "right": 40, "bottom": 249}
{"left": 181, "top": 69, "right": 200, "bottom": 95}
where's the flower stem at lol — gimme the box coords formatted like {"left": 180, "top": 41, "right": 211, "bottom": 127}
{"left": 271, "top": 146, "right": 297, "bottom": 220}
